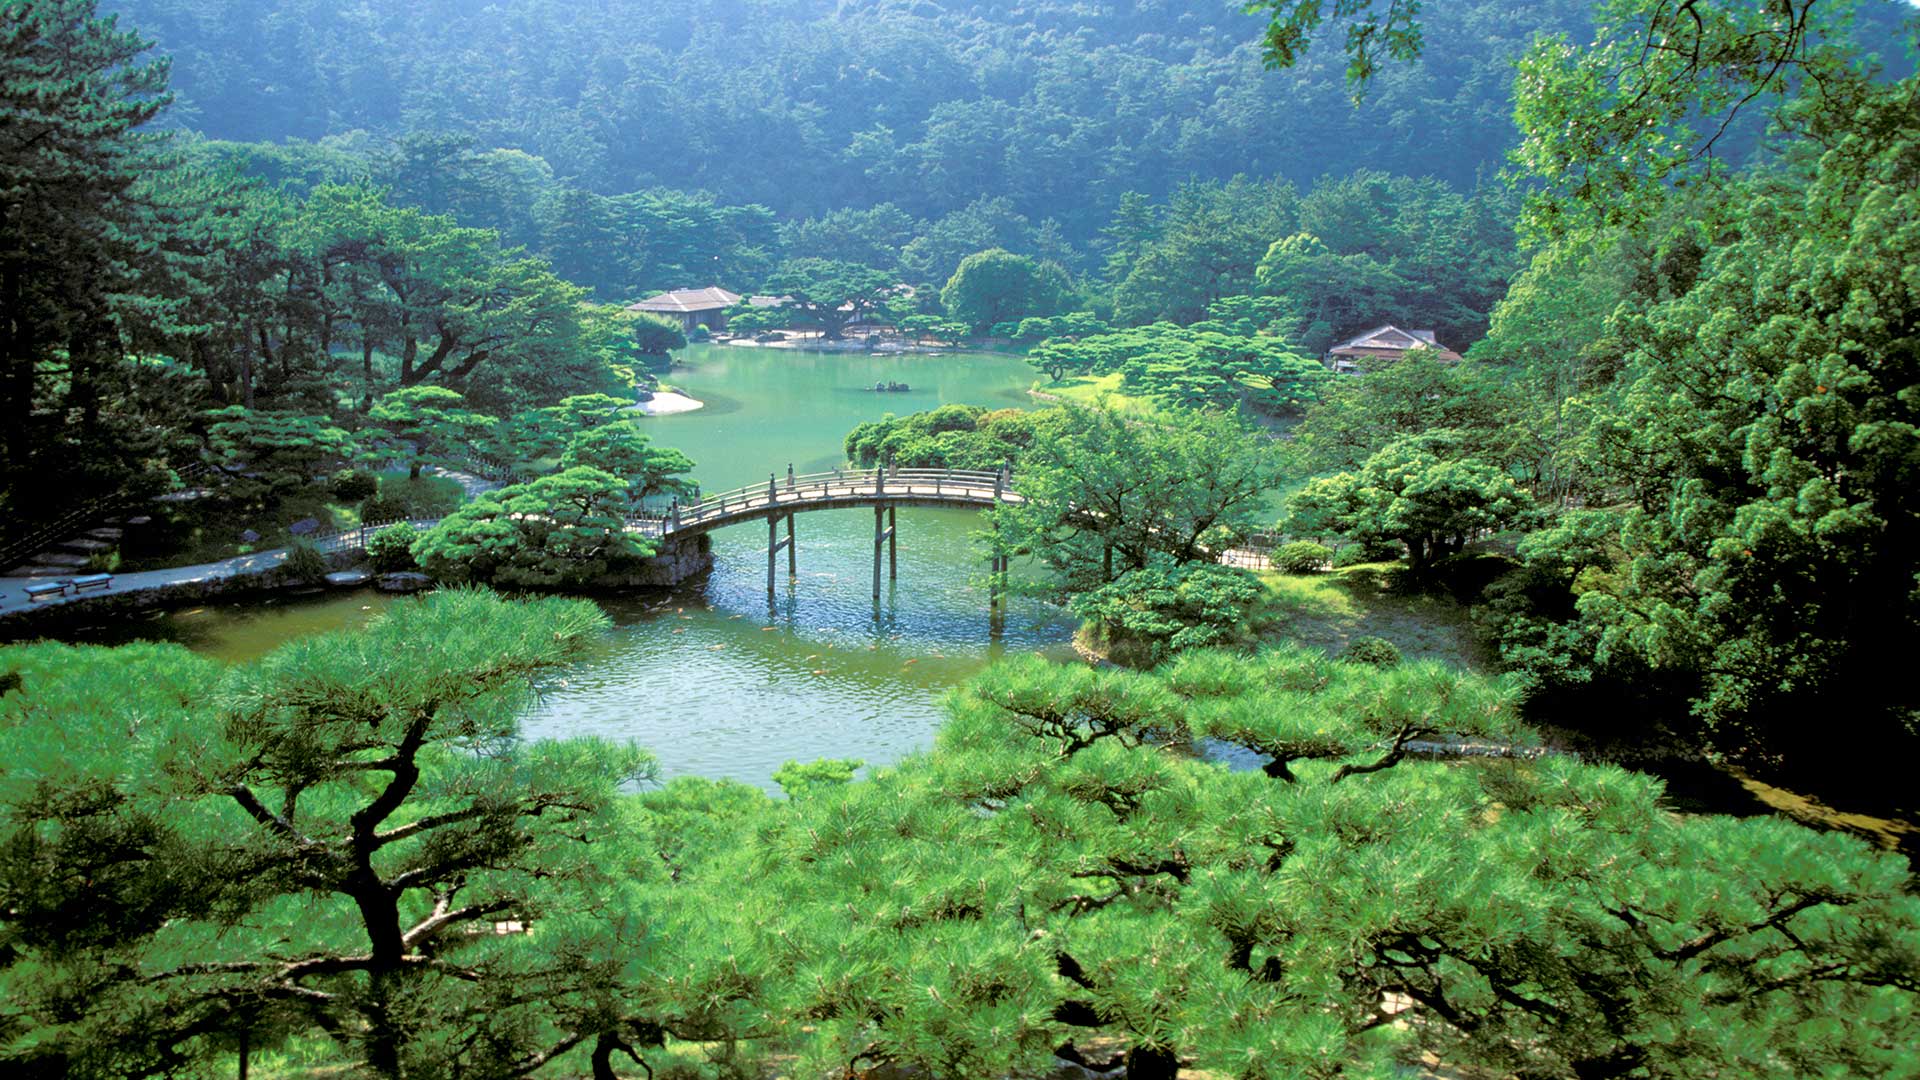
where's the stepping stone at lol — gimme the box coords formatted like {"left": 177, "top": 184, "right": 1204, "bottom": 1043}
{"left": 375, "top": 571, "right": 434, "bottom": 594}
{"left": 34, "top": 552, "right": 91, "bottom": 568}
{"left": 287, "top": 517, "right": 321, "bottom": 536}
{"left": 55, "top": 538, "right": 115, "bottom": 555}
{"left": 325, "top": 569, "right": 372, "bottom": 588}
{"left": 3, "top": 564, "right": 76, "bottom": 578}
{"left": 83, "top": 527, "right": 124, "bottom": 542}
{"left": 239, "top": 529, "right": 261, "bottom": 543}
{"left": 122, "top": 516, "right": 151, "bottom": 527}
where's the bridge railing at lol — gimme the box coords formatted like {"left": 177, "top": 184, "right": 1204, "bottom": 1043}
{"left": 659, "top": 467, "right": 1017, "bottom": 528}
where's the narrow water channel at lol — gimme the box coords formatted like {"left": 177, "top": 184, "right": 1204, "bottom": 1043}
{"left": 73, "top": 345, "right": 1079, "bottom": 789}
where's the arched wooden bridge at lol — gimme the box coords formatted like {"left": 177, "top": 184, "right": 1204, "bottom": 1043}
{"left": 629, "top": 466, "right": 1023, "bottom": 598}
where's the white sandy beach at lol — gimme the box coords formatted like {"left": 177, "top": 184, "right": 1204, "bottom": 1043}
{"left": 632, "top": 390, "right": 705, "bottom": 416}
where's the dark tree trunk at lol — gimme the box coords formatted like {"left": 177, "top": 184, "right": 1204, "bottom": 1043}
{"left": 446, "top": 348, "right": 490, "bottom": 382}
{"left": 1125, "top": 1045, "right": 1179, "bottom": 1080}
{"left": 399, "top": 327, "right": 418, "bottom": 384}
{"left": 352, "top": 883, "right": 407, "bottom": 1078}
{"left": 2, "top": 263, "right": 35, "bottom": 469}
{"left": 239, "top": 327, "right": 257, "bottom": 410}
{"left": 403, "top": 329, "right": 459, "bottom": 385}
{"left": 65, "top": 321, "right": 101, "bottom": 438}
{"left": 1404, "top": 534, "right": 1430, "bottom": 576}
{"left": 590, "top": 1032, "right": 640, "bottom": 1080}
{"left": 362, "top": 332, "right": 376, "bottom": 412}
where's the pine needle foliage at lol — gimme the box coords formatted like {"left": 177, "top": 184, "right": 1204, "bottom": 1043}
{"left": 683, "top": 649, "right": 1920, "bottom": 1079}
{"left": 4, "top": 607, "right": 1916, "bottom": 1078}
{"left": 0, "top": 590, "right": 681, "bottom": 1078}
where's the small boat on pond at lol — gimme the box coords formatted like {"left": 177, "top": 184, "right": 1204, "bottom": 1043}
{"left": 870, "top": 381, "right": 911, "bottom": 392}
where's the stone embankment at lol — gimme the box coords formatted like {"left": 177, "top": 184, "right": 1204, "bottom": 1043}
{"left": 0, "top": 529, "right": 716, "bottom": 638}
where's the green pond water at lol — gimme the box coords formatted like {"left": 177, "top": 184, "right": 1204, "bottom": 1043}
{"left": 86, "top": 345, "right": 1079, "bottom": 788}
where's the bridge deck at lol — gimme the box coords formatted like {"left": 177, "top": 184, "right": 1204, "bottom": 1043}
{"left": 632, "top": 467, "right": 1023, "bottom": 538}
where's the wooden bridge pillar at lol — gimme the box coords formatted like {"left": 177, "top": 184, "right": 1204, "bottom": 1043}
{"left": 872, "top": 505, "right": 897, "bottom": 600}
{"left": 768, "top": 512, "right": 795, "bottom": 596}
{"left": 988, "top": 550, "right": 1010, "bottom": 641}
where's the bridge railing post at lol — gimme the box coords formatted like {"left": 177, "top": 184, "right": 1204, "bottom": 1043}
{"left": 670, "top": 498, "right": 679, "bottom": 530}
{"left": 768, "top": 472, "right": 776, "bottom": 504}
{"left": 876, "top": 460, "right": 885, "bottom": 495}
{"left": 787, "top": 463, "right": 795, "bottom": 491}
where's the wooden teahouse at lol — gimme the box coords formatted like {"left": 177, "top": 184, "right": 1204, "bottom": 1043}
{"left": 1324, "top": 325, "right": 1463, "bottom": 374}
{"left": 627, "top": 286, "right": 743, "bottom": 334}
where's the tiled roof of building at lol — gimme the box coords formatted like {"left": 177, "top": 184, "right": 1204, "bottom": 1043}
{"left": 626, "top": 287, "right": 742, "bottom": 314}
{"left": 1327, "top": 324, "right": 1462, "bottom": 362}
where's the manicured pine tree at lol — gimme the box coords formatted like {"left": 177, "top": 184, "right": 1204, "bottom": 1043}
{"left": 0, "top": 591, "right": 672, "bottom": 1078}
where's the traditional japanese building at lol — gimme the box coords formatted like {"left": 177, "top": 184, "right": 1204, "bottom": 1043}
{"left": 626, "top": 286, "right": 742, "bottom": 334}
{"left": 1325, "top": 325, "right": 1463, "bottom": 374}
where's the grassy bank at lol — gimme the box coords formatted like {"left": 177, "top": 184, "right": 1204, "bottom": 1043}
{"left": 1256, "top": 561, "right": 1490, "bottom": 671}
{"left": 1028, "top": 372, "right": 1162, "bottom": 416}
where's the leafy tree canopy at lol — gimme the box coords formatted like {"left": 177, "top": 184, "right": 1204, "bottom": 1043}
{"left": 940, "top": 248, "right": 1070, "bottom": 334}
{"left": 844, "top": 405, "right": 1043, "bottom": 470}
{"left": 412, "top": 467, "right": 656, "bottom": 588}
{"left": 992, "top": 402, "right": 1284, "bottom": 593}
{"left": 366, "top": 385, "right": 495, "bottom": 480}
{"left": 558, "top": 421, "right": 697, "bottom": 505}
{"left": 672, "top": 648, "right": 1920, "bottom": 1078}
{"left": 202, "top": 406, "right": 360, "bottom": 503}
{"left": 760, "top": 259, "right": 896, "bottom": 341}
{"left": 1286, "top": 430, "right": 1538, "bottom": 575}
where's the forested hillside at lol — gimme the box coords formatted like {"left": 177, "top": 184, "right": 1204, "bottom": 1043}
{"left": 107, "top": 0, "right": 1588, "bottom": 237}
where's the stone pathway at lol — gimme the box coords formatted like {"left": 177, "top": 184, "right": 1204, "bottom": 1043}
{"left": 0, "top": 545, "right": 293, "bottom": 619}
{"left": 424, "top": 466, "right": 504, "bottom": 500}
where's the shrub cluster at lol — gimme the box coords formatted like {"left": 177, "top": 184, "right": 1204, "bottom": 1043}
{"left": 1272, "top": 540, "right": 1332, "bottom": 574}
{"left": 364, "top": 524, "right": 421, "bottom": 573}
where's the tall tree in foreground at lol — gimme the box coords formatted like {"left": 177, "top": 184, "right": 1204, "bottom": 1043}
{"left": 0, "top": 0, "right": 188, "bottom": 514}
{"left": 1500, "top": 73, "right": 1920, "bottom": 781}
{"left": 715, "top": 649, "right": 1920, "bottom": 1078}
{"left": 0, "top": 591, "right": 670, "bottom": 1078}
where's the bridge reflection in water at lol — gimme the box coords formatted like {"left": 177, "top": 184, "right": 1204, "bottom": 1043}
{"left": 632, "top": 465, "right": 1021, "bottom": 602}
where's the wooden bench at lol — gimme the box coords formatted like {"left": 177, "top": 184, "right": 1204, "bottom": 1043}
{"left": 72, "top": 573, "right": 112, "bottom": 593}
{"left": 24, "top": 581, "right": 70, "bottom": 602}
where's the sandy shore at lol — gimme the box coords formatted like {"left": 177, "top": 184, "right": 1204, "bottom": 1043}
{"left": 632, "top": 390, "right": 705, "bottom": 416}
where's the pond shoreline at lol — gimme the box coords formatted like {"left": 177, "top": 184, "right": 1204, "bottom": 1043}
{"left": 634, "top": 390, "right": 705, "bottom": 415}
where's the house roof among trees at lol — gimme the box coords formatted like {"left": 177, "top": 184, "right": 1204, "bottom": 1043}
{"left": 1327, "top": 324, "right": 1463, "bottom": 362}
{"left": 627, "top": 287, "right": 742, "bottom": 314}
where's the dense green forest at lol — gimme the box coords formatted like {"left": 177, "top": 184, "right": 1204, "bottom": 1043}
{"left": 109, "top": 0, "right": 1582, "bottom": 230}
{"left": 5, "top": 0, "right": 1920, "bottom": 1076}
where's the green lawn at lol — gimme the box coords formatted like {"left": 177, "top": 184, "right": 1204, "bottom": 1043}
{"left": 1029, "top": 372, "right": 1163, "bottom": 416}
{"left": 1256, "top": 561, "right": 1492, "bottom": 671}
